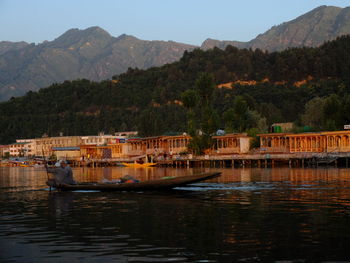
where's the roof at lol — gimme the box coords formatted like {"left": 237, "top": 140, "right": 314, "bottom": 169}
{"left": 321, "top": 130, "right": 350, "bottom": 135}
{"left": 286, "top": 132, "right": 323, "bottom": 137}
{"left": 212, "top": 133, "right": 250, "bottom": 139}
{"left": 52, "top": 147, "right": 80, "bottom": 151}
{"left": 10, "top": 142, "right": 29, "bottom": 145}
{"left": 257, "top": 133, "right": 292, "bottom": 137}
{"left": 258, "top": 130, "right": 350, "bottom": 137}
{"left": 0, "top": 145, "right": 9, "bottom": 148}
{"left": 162, "top": 132, "right": 185, "bottom": 136}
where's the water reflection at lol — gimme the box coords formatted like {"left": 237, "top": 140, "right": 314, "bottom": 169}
{"left": 1, "top": 167, "right": 350, "bottom": 262}
{"left": 0, "top": 167, "right": 48, "bottom": 191}
{"left": 2, "top": 166, "right": 350, "bottom": 189}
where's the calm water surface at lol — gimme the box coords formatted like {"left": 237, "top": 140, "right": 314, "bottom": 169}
{"left": 1, "top": 167, "right": 350, "bottom": 262}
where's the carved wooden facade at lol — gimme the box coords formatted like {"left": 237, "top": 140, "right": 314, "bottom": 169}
{"left": 212, "top": 133, "right": 252, "bottom": 154}
{"left": 259, "top": 131, "right": 350, "bottom": 153}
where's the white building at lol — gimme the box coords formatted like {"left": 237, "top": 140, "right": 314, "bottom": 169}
{"left": 81, "top": 132, "right": 137, "bottom": 146}
{"left": 9, "top": 139, "right": 35, "bottom": 157}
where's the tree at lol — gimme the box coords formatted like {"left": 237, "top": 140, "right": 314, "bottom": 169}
{"left": 195, "top": 72, "right": 215, "bottom": 104}
{"left": 224, "top": 96, "right": 263, "bottom": 133}
{"left": 181, "top": 90, "right": 198, "bottom": 137}
{"left": 323, "top": 94, "right": 342, "bottom": 130}
{"left": 183, "top": 73, "right": 219, "bottom": 154}
{"left": 301, "top": 97, "right": 326, "bottom": 129}
{"left": 341, "top": 95, "right": 350, "bottom": 125}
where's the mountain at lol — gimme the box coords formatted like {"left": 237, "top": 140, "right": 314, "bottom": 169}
{"left": 0, "top": 27, "right": 195, "bottom": 101}
{"left": 0, "top": 41, "right": 29, "bottom": 55}
{"left": 1, "top": 35, "right": 350, "bottom": 143}
{"left": 201, "top": 5, "right": 350, "bottom": 51}
{"left": 1, "top": 5, "right": 350, "bottom": 101}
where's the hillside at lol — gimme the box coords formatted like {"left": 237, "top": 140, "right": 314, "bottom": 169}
{"left": 1, "top": 6, "right": 350, "bottom": 101}
{"left": 201, "top": 5, "right": 350, "bottom": 51}
{"left": 0, "top": 27, "right": 195, "bottom": 101}
{"left": 0, "top": 35, "right": 350, "bottom": 144}
{"left": 0, "top": 41, "right": 29, "bottom": 55}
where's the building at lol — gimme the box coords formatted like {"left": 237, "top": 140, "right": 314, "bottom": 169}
{"left": 109, "top": 134, "right": 191, "bottom": 160}
{"left": 110, "top": 135, "right": 191, "bottom": 159}
{"left": 80, "top": 133, "right": 138, "bottom": 160}
{"left": 287, "top": 132, "right": 324, "bottom": 153}
{"left": 258, "top": 130, "right": 350, "bottom": 154}
{"left": 0, "top": 145, "right": 10, "bottom": 157}
{"left": 258, "top": 133, "right": 291, "bottom": 153}
{"left": 8, "top": 139, "right": 35, "bottom": 157}
{"left": 52, "top": 147, "right": 81, "bottom": 160}
{"left": 212, "top": 133, "right": 252, "bottom": 154}
{"left": 35, "top": 136, "right": 82, "bottom": 157}
{"left": 114, "top": 131, "right": 138, "bottom": 137}
{"left": 165, "top": 135, "right": 191, "bottom": 155}
{"left": 81, "top": 134, "right": 121, "bottom": 146}
{"left": 271, "top": 122, "right": 294, "bottom": 133}
{"left": 79, "top": 145, "right": 113, "bottom": 160}
{"left": 322, "top": 131, "right": 350, "bottom": 153}
{"left": 9, "top": 142, "right": 29, "bottom": 157}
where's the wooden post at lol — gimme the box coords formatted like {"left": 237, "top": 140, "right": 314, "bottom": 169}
{"left": 289, "top": 159, "right": 292, "bottom": 168}
{"left": 232, "top": 160, "right": 234, "bottom": 168}
{"left": 346, "top": 158, "right": 348, "bottom": 168}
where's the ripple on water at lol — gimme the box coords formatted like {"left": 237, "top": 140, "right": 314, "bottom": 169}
{"left": 2, "top": 167, "right": 350, "bottom": 262}
{"left": 175, "top": 182, "right": 277, "bottom": 191}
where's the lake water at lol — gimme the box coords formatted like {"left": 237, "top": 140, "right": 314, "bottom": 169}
{"left": 1, "top": 166, "right": 350, "bottom": 262}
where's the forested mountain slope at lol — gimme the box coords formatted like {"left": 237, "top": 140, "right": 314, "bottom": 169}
{"left": 0, "top": 35, "right": 350, "bottom": 144}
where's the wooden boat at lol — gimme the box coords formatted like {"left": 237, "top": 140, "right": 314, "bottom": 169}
{"left": 121, "top": 162, "right": 157, "bottom": 168}
{"left": 47, "top": 172, "right": 221, "bottom": 191}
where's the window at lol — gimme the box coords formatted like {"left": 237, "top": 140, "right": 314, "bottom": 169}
{"left": 218, "top": 140, "right": 222, "bottom": 148}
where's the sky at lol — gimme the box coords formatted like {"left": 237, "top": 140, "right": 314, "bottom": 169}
{"left": 1, "top": 0, "right": 350, "bottom": 45}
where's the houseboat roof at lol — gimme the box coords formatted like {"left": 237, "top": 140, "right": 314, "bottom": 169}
{"left": 9, "top": 142, "right": 29, "bottom": 145}
{"left": 52, "top": 147, "right": 80, "bottom": 151}
{"left": 212, "top": 133, "right": 249, "bottom": 138}
{"left": 257, "top": 133, "right": 292, "bottom": 137}
{"left": 258, "top": 130, "right": 350, "bottom": 137}
{"left": 286, "top": 132, "right": 323, "bottom": 137}
{"left": 321, "top": 130, "right": 350, "bottom": 135}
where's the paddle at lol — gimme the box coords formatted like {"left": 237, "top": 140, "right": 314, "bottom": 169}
{"left": 42, "top": 148, "right": 51, "bottom": 191}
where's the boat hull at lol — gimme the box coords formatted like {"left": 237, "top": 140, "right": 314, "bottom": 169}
{"left": 121, "top": 162, "right": 157, "bottom": 168}
{"left": 48, "top": 172, "right": 221, "bottom": 191}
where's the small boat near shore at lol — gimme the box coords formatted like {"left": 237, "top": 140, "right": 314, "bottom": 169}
{"left": 47, "top": 172, "right": 221, "bottom": 191}
{"left": 121, "top": 162, "right": 157, "bottom": 168}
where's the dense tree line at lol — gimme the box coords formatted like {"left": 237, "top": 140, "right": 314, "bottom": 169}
{"left": 1, "top": 36, "right": 350, "bottom": 144}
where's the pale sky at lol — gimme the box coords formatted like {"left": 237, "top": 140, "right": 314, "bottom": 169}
{"left": 1, "top": 0, "right": 350, "bottom": 45}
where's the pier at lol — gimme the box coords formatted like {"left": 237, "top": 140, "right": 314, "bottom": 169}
{"left": 152, "top": 152, "right": 350, "bottom": 168}
{"left": 5, "top": 130, "right": 350, "bottom": 169}
{"left": 66, "top": 152, "right": 350, "bottom": 168}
